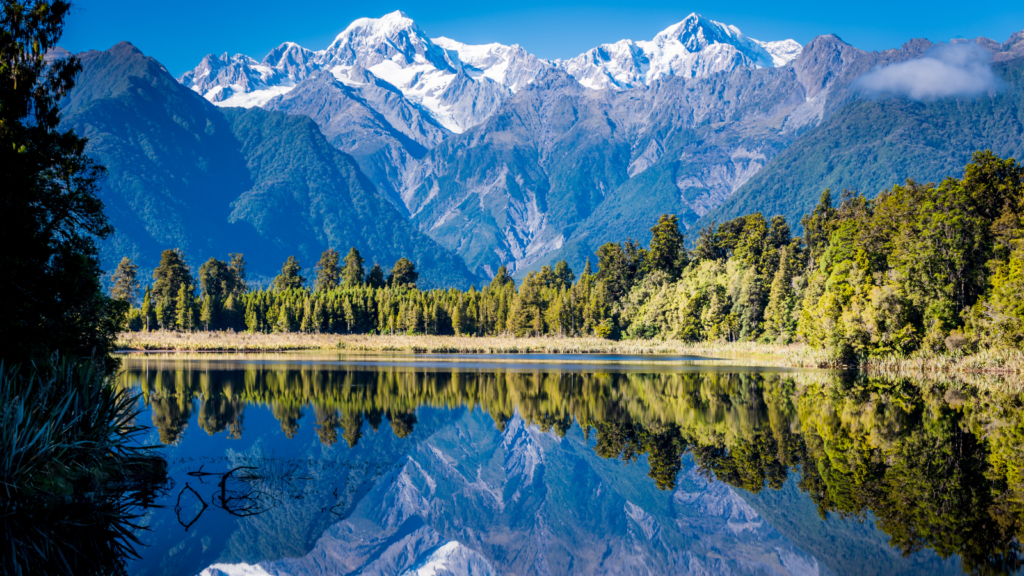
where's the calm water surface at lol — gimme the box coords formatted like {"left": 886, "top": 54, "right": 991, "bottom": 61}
{"left": 117, "top": 353, "right": 1023, "bottom": 575}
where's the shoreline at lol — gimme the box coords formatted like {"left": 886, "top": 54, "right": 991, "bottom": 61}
{"left": 115, "top": 331, "right": 1024, "bottom": 375}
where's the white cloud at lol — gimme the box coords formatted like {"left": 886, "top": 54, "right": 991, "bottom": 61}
{"left": 854, "top": 42, "right": 999, "bottom": 100}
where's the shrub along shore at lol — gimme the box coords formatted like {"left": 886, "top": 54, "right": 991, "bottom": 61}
{"left": 115, "top": 331, "right": 1024, "bottom": 374}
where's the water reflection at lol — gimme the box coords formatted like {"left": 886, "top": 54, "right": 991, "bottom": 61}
{"left": 119, "top": 355, "right": 1024, "bottom": 575}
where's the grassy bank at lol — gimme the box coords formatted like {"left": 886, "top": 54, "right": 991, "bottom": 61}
{"left": 115, "top": 330, "right": 1024, "bottom": 373}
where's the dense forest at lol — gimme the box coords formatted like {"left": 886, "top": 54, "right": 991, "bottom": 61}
{"left": 128, "top": 364, "right": 1024, "bottom": 573}
{"left": 115, "top": 151, "right": 1024, "bottom": 362}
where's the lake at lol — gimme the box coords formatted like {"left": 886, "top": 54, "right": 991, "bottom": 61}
{"left": 113, "top": 352, "right": 1022, "bottom": 575}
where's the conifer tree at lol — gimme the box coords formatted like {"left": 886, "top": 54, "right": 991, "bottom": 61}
{"left": 228, "top": 253, "right": 247, "bottom": 295}
{"left": 311, "top": 299, "right": 325, "bottom": 333}
{"left": 490, "top": 265, "right": 514, "bottom": 289}
{"left": 153, "top": 249, "right": 193, "bottom": 322}
{"left": 155, "top": 297, "right": 172, "bottom": 330}
{"left": 110, "top": 256, "right": 141, "bottom": 305}
{"left": 199, "top": 257, "right": 231, "bottom": 300}
{"left": 648, "top": 214, "right": 687, "bottom": 278}
{"left": 175, "top": 284, "right": 195, "bottom": 331}
{"left": 200, "top": 295, "right": 214, "bottom": 331}
{"left": 141, "top": 286, "right": 154, "bottom": 331}
{"left": 553, "top": 260, "right": 575, "bottom": 289}
{"left": 224, "top": 293, "right": 239, "bottom": 331}
{"left": 341, "top": 248, "right": 365, "bottom": 287}
{"left": 245, "top": 298, "right": 260, "bottom": 333}
{"left": 314, "top": 249, "right": 341, "bottom": 291}
{"left": 272, "top": 256, "right": 305, "bottom": 292}
{"left": 366, "top": 264, "right": 386, "bottom": 288}
{"left": 388, "top": 258, "right": 419, "bottom": 288}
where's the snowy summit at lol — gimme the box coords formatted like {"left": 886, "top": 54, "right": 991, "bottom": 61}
{"left": 179, "top": 11, "right": 802, "bottom": 131}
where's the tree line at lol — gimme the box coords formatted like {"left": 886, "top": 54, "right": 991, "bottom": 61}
{"left": 112, "top": 151, "right": 1024, "bottom": 361}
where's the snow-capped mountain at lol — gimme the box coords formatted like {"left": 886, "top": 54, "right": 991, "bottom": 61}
{"left": 557, "top": 13, "right": 801, "bottom": 90}
{"left": 180, "top": 11, "right": 799, "bottom": 130}
{"left": 180, "top": 11, "right": 549, "bottom": 133}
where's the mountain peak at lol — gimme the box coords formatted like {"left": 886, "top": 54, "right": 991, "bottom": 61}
{"left": 332, "top": 10, "right": 421, "bottom": 45}
{"left": 656, "top": 12, "right": 742, "bottom": 43}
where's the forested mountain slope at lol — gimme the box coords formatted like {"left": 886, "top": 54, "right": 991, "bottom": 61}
{"left": 60, "top": 21, "right": 1024, "bottom": 286}
{"left": 60, "top": 42, "right": 479, "bottom": 288}
{"left": 702, "top": 55, "right": 1024, "bottom": 233}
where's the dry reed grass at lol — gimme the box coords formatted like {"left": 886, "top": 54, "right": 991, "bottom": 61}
{"left": 115, "top": 330, "right": 1024, "bottom": 374}
{"left": 114, "top": 331, "right": 835, "bottom": 369}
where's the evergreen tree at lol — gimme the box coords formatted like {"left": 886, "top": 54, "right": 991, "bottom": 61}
{"left": 490, "top": 265, "right": 514, "bottom": 289}
{"left": 648, "top": 214, "right": 687, "bottom": 278}
{"left": 314, "top": 248, "right": 341, "bottom": 291}
{"left": 175, "top": 284, "right": 195, "bottom": 331}
{"left": 388, "top": 257, "right": 419, "bottom": 287}
{"left": 800, "top": 190, "right": 838, "bottom": 264}
{"left": 141, "top": 286, "right": 155, "bottom": 331}
{"left": 553, "top": 260, "right": 575, "bottom": 289}
{"left": 198, "top": 257, "right": 231, "bottom": 300}
{"left": 109, "top": 256, "right": 140, "bottom": 305}
{"left": 223, "top": 293, "right": 239, "bottom": 331}
{"left": 228, "top": 253, "right": 247, "bottom": 295}
{"left": 155, "top": 296, "right": 173, "bottom": 330}
{"left": 311, "top": 299, "right": 325, "bottom": 333}
{"left": 366, "top": 264, "right": 386, "bottom": 288}
{"left": 153, "top": 250, "right": 192, "bottom": 300}
{"left": 272, "top": 256, "right": 305, "bottom": 292}
{"left": 596, "top": 243, "right": 633, "bottom": 303}
{"left": 693, "top": 222, "right": 727, "bottom": 262}
{"left": 341, "top": 248, "right": 365, "bottom": 287}
{"left": 200, "top": 294, "right": 214, "bottom": 331}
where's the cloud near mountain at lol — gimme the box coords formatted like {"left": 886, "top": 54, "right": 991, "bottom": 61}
{"left": 854, "top": 41, "right": 1000, "bottom": 100}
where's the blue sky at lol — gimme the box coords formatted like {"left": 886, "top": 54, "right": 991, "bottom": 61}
{"left": 63, "top": 0, "right": 1024, "bottom": 77}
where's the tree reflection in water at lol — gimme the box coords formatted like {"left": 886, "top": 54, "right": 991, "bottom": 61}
{"left": 123, "top": 360, "right": 1024, "bottom": 573}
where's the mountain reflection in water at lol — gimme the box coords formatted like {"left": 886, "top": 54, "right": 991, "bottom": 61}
{"left": 118, "top": 354, "right": 1024, "bottom": 575}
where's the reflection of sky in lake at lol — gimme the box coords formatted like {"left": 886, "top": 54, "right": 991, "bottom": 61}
{"left": 123, "top": 356, "right": 964, "bottom": 576}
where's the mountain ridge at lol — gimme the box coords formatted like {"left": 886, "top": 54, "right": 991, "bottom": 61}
{"left": 61, "top": 41, "right": 482, "bottom": 288}
{"left": 66, "top": 16, "right": 1024, "bottom": 284}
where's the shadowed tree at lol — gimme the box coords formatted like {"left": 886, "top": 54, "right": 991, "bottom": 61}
{"left": 228, "top": 253, "right": 247, "bottom": 295}
{"left": 366, "top": 263, "right": 386, "bottom": 288}
{"left": 109, "top": 256, "right": 140, "bottom": 306}
{"left": 1, "top": 0, "right": 122, "bottom": 369}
